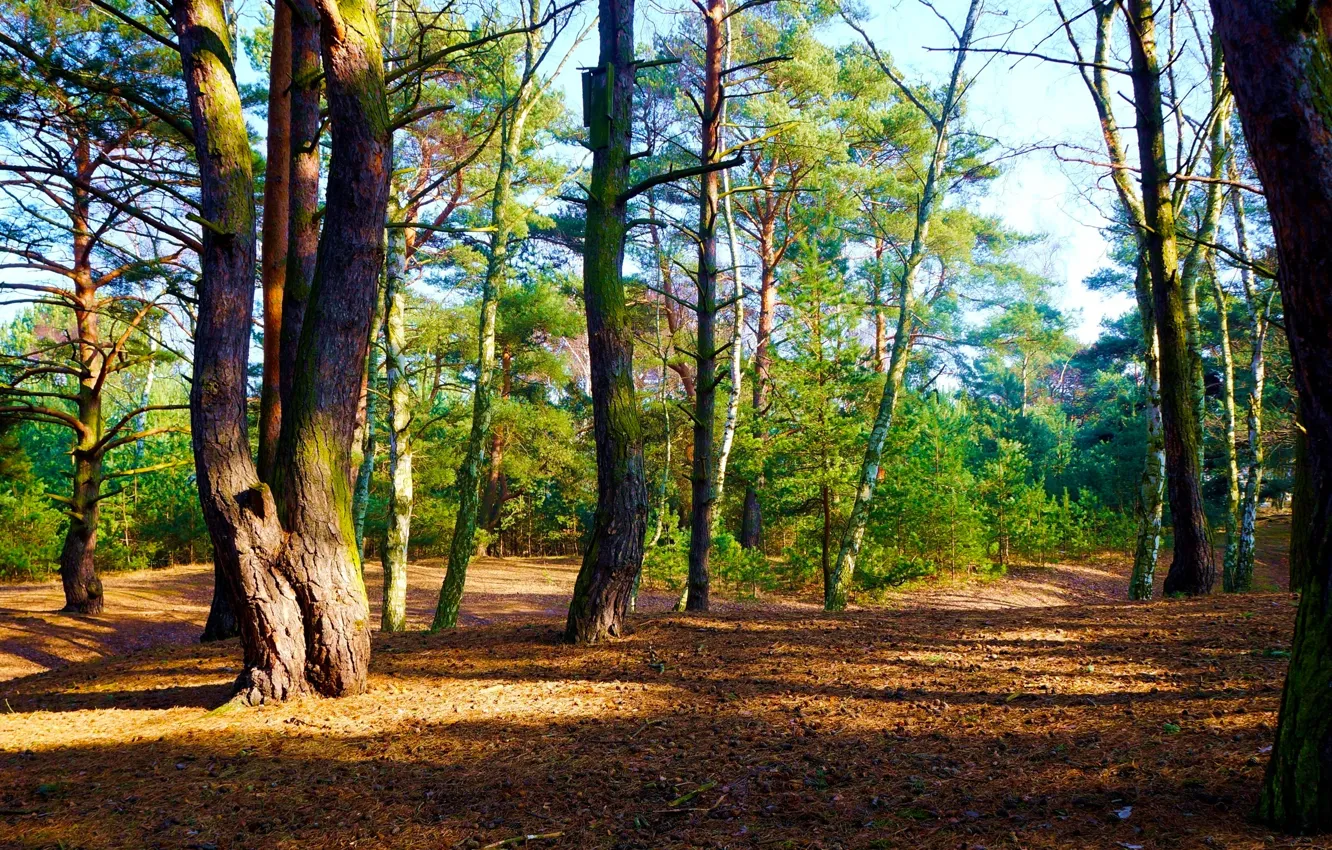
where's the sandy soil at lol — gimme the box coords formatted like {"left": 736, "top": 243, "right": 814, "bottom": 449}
{"left": 0, "top": 514, "right": 1293, "bottom": 683}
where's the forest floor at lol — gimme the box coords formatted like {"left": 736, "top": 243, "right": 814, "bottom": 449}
{"left": 0, "top": 513, "right": 1313, "bottom": 850}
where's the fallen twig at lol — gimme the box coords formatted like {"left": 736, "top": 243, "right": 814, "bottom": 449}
{"left": 481, "top": 831, "right": 564, "bottom": 849}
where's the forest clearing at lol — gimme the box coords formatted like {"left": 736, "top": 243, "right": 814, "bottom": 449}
{"left": 6, "top": 0, "right": 1332, "bottom": 839}
{"left": 0, "top": 516, "right": 1305, "bottom": 849}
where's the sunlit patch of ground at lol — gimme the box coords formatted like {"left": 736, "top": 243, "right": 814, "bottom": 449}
{"left": 0, "top": 594, "right": 1303, "bottom": 850}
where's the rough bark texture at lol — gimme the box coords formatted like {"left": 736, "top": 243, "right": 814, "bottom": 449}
{"left": 257, "top": 0, "right": 291, "bottom": 482}
{"left": 178, "top": 0, "right": 303, "bottom": 700}
{"left": 1126, "top": 0, "right": 1214, "bottom": 596}
{"left": 564, "top": 0, "right": 648, "bottom": 644}
{"left": 267, "top": 0, "right": 389, "bottom": 695}
{"left": 1209, "top": 0, "right": 1332, "bottom": 830}
{"left": 434, "top": 48, "right": 537, "bottom": 629}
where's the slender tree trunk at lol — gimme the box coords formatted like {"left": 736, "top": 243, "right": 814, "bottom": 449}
{"left": 739, "top": 221, "right": 775, "bottom": 550}
{"left": 713, "top": 2, "right": 743, "bottom": 520}
{"left": 434, "top": 75, "right": 532, "bottom": 631}
{"left": 684, "top": 0, "right": 726, "bottom": 614}
{"left": 1210, "top": 0, "right": 1332, "bottom": 829}
{"left": 1231, "top": 186, "right": 1267, "bottom": 593}
{"left": 564, "top": 0, "right": 649, "bottom": 644}
{"left": 1130, "top": 261, "right": 1166, "bottom": 600}
{"left": 281, "top": 0, "right": 321, "bottom": 411}
{"left": 825, "top": 0, "right": 981, "bottom": 611}
{"left": 380, "top": 206, "right": 410, "bottom": 632}
{"left": 352, "top": 276, "right": 383, "bottom": 556}
{"left": 257, "top": 0, "right": 291, "bottom": 481}
{"left": 1063, "top": 0, "right": 1165, "bottom": 597}
{"left": 1215, "top": 277, "right": 1242, "bottom": 589}
{"left": 178, "top": 0, "right": 300, "bottom": 699}
{"left": 714, "top": 165, "right": 744, "bottom": 516}
{"left": 1127, "top": 0, "right": 1214, "bottom": 596}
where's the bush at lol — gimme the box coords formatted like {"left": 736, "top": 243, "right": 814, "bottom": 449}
{"left": 0, "top": 483, "right": 63, "bottom": 581}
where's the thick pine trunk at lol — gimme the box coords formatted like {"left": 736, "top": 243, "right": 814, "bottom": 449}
{"left": 268, "top": 0, "right": 389, "bottom": 694}
{"left": 1126, "top": 0, "right": 1214, "bottom": 596}
{"left": 1210, "top": 0, "right": 1332, "bottom": 830}
{"left": 178, "top": 0, "right": 302, "bottom": 701}
{"left": 281, "top": 0, "right": 321, "bottom": 410}
{"left": 434, "top": 80, "right": 532, "bottom": 630}
{"left": 564, "top": 0, "right": 648, "bottom": 644}
{"left": 59, "top": 450, "right": 103, "bottom": 614}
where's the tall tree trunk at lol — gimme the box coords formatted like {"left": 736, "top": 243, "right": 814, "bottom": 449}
{"left": 684, "top": 0, "right": 726, "bottom": 614}
{"left": 352, "top": 277, "right": 383, "bottom": 556}
{"left": 1126, "top": 0, "right": 1214, "bottom": 596}
{"left": 825, "top": 0, "right": 982, "bottom": 611}
{"left": 1231, "top": 185, "right": 1267, "bottom": 593}
{"left": 1209, "top": 0, "right": 1332, "bottom": 830}
{"left": 281, "top": 0, "right": 321, "bottom": 411}
{"left": 433, "top": 68, "right": 533, "bottom": 631}
{"left": 257, "top": 0, "right": 291, "bottom": 482}
{"left": 714, "top": 7, "right": 744, "bottom": 523}
{"left": 60, "top": 182, "right": 105, "bottom": 615}
{"left": 1061, "top": 0, "right": 1165, "bottom": 597}
{"left": 268, "top": 0, "right": 388, "bottom": 694}
{"left": 1215, "top": 276, "right": 1242, "bottom": 589}
{"left": 564, "top": 0, "right": 649, "bottom": 644}
{"left": 178, "top": 0, "right": 301, "bottom": 700}
{"left": 381, "top": 205, "right": 410, "bottom": 632}
{"left": 1129, "top": 262, "right": 1166, "bottom": 600}
{"left": 739, "top": 216, "right": 775, "bottom": 550}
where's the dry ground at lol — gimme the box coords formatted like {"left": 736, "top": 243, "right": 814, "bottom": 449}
{"left": 0, "top": 514, "right": 1316, "bottom": 850}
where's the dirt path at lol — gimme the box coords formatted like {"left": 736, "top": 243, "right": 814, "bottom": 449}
{"left": 0, "top": 514, "right": 1292, "bottom": 683}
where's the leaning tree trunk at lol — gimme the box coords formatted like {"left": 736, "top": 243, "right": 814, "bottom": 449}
{"left": 714, "top": 164, "right": 744, "bottom": 511}
{"left": 1210, "top": 0, "right": 1332, "bottom": 830}
{"left": 564, "top": 0, "right": 649, "bottom": 644}
{"left": 177, "top": 0, "right": 302, "bottom": 700}
{"left": 825, "top": 0, "right": 982, "bottom": 611}
{"left": 380, "top": 204, "right": 410, "bottom": 632}
{"left": 433, "top": 78, "right": 532, "bottom": 630}
{"left": 1126, "top": 0, "right": 1214, "bottom": 596}
{"left": 1129, "top": 261, "right": 1166, "bottom": 600}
